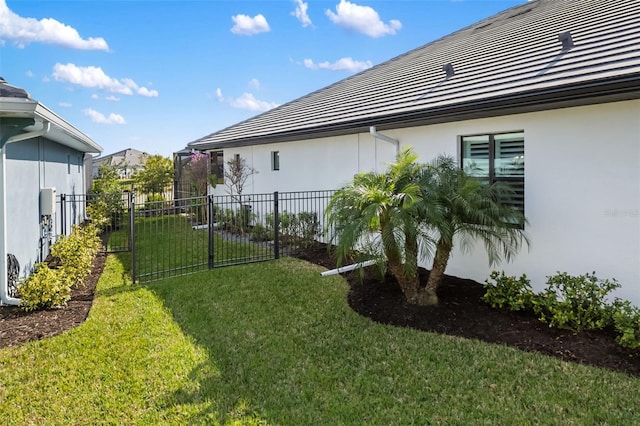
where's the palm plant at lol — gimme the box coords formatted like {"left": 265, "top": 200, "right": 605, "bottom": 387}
{"left": 418, "top": 155, "right": 529, "bottom": 305}
{"left": 326, "top": 148, "right": 435, "bottom": 305}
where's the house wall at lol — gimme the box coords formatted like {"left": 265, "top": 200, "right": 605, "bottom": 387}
{"left": 4, "top": 137, "right": 87, "bottom": 277}
{"left": 212, "top": 99, "right": 640, "bottom": 304}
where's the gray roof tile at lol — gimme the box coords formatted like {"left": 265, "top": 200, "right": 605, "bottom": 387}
{"left": 190, "top": 0, "right": 640, "bottom": 150}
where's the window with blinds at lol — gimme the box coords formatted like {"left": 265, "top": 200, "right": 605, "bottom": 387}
{"left": 210, "top": 151, "right": 224, "bottom": 184}
{"left": 461, "top": 131, "right": 525, "bottom": 219}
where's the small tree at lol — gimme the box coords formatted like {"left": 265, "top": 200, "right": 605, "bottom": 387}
{"left": 419, "top": 155, "right": 529, "bottom": 305}
{"left": 133, "top": 155, "right": 173, "bottom": 197}
{"left": 327, "top": 148, "right": 529, "bottom": 306}
{"left": 326, "top": 148, "right": 432, "bottom": 304}
{"left": 224, "top": 155, "right": 258, "bottom": 204}
{"left": 221, "top": 155, "right": 258, "bottom": 234}
{"left": 90, "top": 164, "right": 124, "bottom": 229}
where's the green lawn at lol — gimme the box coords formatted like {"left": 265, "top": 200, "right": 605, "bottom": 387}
{"left": 128, "top": 214, "right": 273, "bottom": 282}
{"left": 1, "top": 252, "right": 639, "bottom": 424}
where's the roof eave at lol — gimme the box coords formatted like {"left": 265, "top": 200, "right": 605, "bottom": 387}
{"left": 190, "top": 74, "right": 640, "bottom": 150}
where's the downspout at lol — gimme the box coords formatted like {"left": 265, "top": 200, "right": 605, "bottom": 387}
{"left": 369, "top": 126, "right": 399, "bottom": 155}
{"left": 0, "top": 121, "right": 50, "bottom": 306}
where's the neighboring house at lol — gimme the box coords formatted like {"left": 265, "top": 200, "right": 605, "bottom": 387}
{"left": 0, "top": 78, "right": 102, "bottom": 305}
{"left": 92, "top": 148, "right": 149, "bottom": 179}
{"left": 188, "top": 0, "right": 640, "bottom": 304}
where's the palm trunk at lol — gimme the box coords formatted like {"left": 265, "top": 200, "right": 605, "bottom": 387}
{"left": 424, "top": 238, "right": 453, "bottom": 305}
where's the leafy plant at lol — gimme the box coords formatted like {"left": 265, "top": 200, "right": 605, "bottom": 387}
{"left": 533, "top": 272, "right": 619, "bottom": 332}
{"left": 51, "top": 224, "right": 101, "bottom": 287}
{"left": 18, "top": 263, "right": 72, "bottom": 311}
{"left": 483, "top": 270, "right": 534, "bottom": 311}
{"left": 90, "top": 164, "right": 126, "bottom": 230}
{"left": 250, "top": 223, "right": 273, "bottom": 242}
{"left": 612, "top": 301, "right": 640, "bottom": 349}
{"left": 133, "top": 155, "right": 173, "bottom": 196}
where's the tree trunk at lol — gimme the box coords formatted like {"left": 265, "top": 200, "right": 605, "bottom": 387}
{"left": 424, "top": 239, "right": 453, "bottom": 306}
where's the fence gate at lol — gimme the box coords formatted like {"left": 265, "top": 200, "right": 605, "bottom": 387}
{"left": 59, "top": 191, "right": 132, "bottom": 253}
{"left": 130, "top": 190, "right": 335, "bottom": 284}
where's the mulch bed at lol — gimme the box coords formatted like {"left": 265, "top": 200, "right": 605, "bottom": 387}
{"left": 1, "top": 245, "right": 639, "bottom": 378}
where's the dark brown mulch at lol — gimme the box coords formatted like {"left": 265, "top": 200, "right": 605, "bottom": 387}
{"left": 0, "top": 251, "right": 106, "bottom": 349}
{"left": 294, "top": 247, "right": 640, "bottom": 378}
{"left": 2, "top": 244, "right": 639, "bottom": 379}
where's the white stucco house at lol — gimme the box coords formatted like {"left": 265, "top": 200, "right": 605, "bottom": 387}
{"left": 188, "top": 0, "right": 640, "bottom": 303}
{"left": 0, "top": 78, "right": 103, "bottom": 305}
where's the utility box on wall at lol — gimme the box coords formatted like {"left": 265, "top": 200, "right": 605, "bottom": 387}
{"left": 40, "top": 187, "right": 56, "bottom": 216}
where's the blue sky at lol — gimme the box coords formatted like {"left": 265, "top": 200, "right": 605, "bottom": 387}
{"left": 1, "top": 0, "right": 525, "bottom": 158}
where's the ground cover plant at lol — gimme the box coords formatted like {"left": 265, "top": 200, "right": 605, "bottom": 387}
{"left": 1, "top": 228, "right": 639, "bottom": 424}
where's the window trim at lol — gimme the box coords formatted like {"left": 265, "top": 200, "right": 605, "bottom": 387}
{"left": 460, "top": 130, "right": 525, "bottom": 226}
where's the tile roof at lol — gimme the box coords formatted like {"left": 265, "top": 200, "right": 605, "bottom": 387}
{"left": 190, "top": 0, "right": 640, "bottom": 150}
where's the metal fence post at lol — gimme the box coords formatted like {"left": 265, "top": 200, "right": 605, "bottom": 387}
{"left": 130, "top": 191, "right": 136, "bottom": 282}
{"left": 208, "top": 195, "right": 214, "bottom": 269}
{"left": 273, "top": 191, "right": 279, "bottom": 259}
{"left": 60, "top": 193, "right": 66, "bottom": 235}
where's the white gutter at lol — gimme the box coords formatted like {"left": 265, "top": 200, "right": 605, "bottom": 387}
{"left": 320, "top": 259, "right": 377, "bottom": 277}
{"left": 0, "top": 120, "right": 50, "bottom": 306}
{"left": 369, "top": 126, "right": 399, "bottom": 155}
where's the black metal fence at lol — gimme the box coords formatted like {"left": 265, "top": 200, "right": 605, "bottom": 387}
{"left": 58, "top": 192, "right": 131, "bottom": 252}
{"left": 58, "top": 189, "right": 336, "bottom": 283}
{"left": 132, "top": 190, "right": 335, "bottom": 283}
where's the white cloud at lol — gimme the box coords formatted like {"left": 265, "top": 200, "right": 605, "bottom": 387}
{"left": 52, "top": 63, "right": 159, "bottom": 97}
{"left": 215, "top": 87, "right": 278, "bottom": 112}
{"left": 303, "top": 57, "right": 372, "bottom": 73}
{"left": 59, "top": 102, "right": 72, "bottom": 108}
{"left": 292, "top": 0, "right": 312, "bottom": 27}
{"left": 248, "top": 78, "right": 261, "bottom": 90}
{"left": 106, "top": 95, "right": 120, "bottom": 102}
{"left": 83, "top": 108, "right": 126, "bottom": 124}
{"left": 326, "top": 0, "right": 401, "bottom": 38}
{"left": 91, "top": 94, "right": 99, "bottom": 100}
{"left": 231, "top": 14, "right": 270, "bottom": 36}
{"left": 229, "top": 93, "right": 279, "bottom": 112}
{"left": 26, "top": 70, "right": 34, "bottom": 78}
{"left": 0, "top": 0, "right": 108, "bottom": 50}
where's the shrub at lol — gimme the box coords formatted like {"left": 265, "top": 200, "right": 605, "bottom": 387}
{"left": 51, "top": 224, "right": 101, "bottom": 287}
{"left": 18, "top": 263, "right": 72, "bottom": 311}
{"left": 612, "top": 301, "right": 640, "bottom": 349}
{"left": 250, "top": 223, "right": 273, "bottom": 242}
{"left": 533, "top": 272, "right": 619, "bottom": 332}
{"left": 483, "top": 270, "right": 534, "bottom": 312}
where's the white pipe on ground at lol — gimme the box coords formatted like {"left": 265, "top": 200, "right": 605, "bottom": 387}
{"left": 321, "top": 259, "right": 376, "bottom": 277}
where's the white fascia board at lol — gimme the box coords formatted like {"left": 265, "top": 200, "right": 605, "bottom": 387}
{"left": 33, "top": 103, "right": 103, "bottom": 154}
{"left": 0, "top": 97, "right": 38, "bottom": 117}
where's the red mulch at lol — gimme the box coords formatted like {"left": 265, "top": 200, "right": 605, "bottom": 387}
{"left": 2, "top": 245, "right": 639, "bottom": 378}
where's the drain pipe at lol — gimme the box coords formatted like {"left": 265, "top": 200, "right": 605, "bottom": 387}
{"left": 369, "top": 126, "right": 399, "bottom": 155}
{"left": 321, "top": 259, "right": 376, "bottom": 277}
{"left": 0, "top": 121, "right": 50, "bottom": 306}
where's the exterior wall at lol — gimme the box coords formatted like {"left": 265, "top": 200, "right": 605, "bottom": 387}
{"left": 211, "top": 99, "right": 640, "bottom": 305}
{"left": 212, "top": 133, "right": 396, "bottom": 196}
{"left": 5, "top": 137, "right": 87, "bottom": 277}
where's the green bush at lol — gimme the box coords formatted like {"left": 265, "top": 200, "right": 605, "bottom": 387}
{"left": 18, "top": 263, "right": 72, "bottom": 311}
{"left": 144, "top": 193, "right": 168, "bottom": 211}
{"left": 533, "top": 272, "right": 619, "bottom": 332}
{"left": 612, "top": 301, "right": 640, "bottom": 349}
{"left": 483, "top": 270, "right": 534, "bottom": 311}
{"left": 250, "top": 223, "right": 273, "bottom": 242}
{"left": 50, "top": 224, "right": 101, "bottom": 288}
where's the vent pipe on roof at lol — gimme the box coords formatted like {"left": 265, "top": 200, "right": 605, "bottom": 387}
{"left": 558, "top": 32, "right": 574, "bottom": 50}
{"left": 443, "top": 63, "right": 455, "bottom": 78}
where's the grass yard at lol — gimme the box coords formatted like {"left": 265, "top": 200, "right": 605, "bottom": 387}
{"left": 129, "top": 214, "right": 273, "bottom": 282}
{"left": 1, "top": 252, "right": 640, "bottom": 423}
